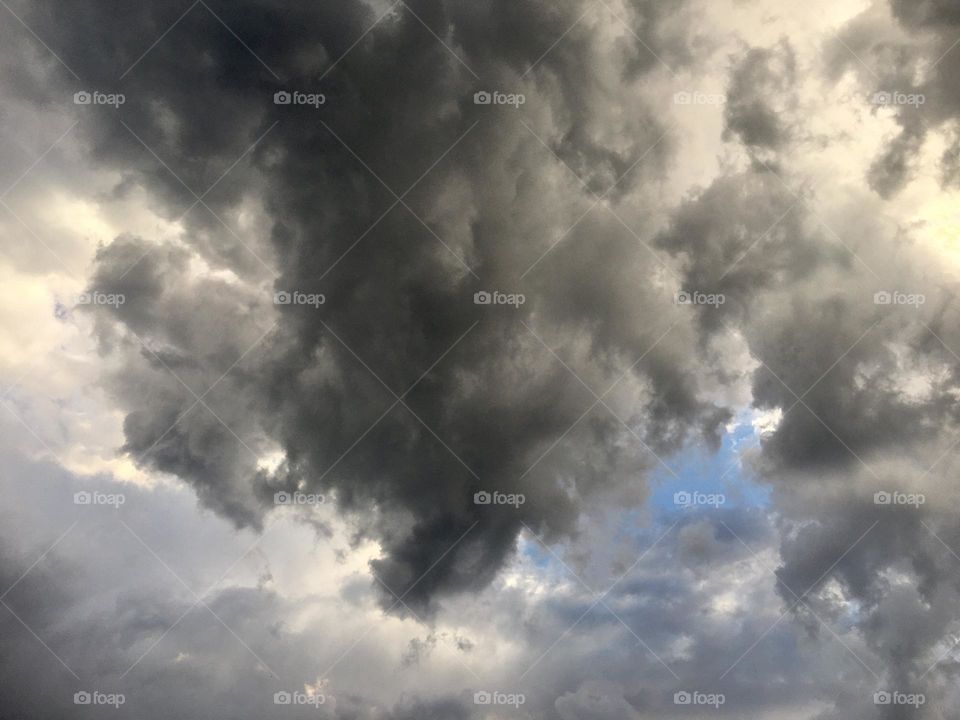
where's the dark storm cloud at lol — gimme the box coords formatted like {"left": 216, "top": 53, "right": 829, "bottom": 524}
{"left": 720, "top": 253, "right": 960, "bottom": 716}
{"left": 687, "top": 195, "right": 960, "bottom": 717}
{"left": 657, "top": 159, "right": 960, "bottom": 709}
{"left": 652, "top": 20, "right": 960, "bottom": 711}
{"left": 762, "top": 469, "right": 960, "bottom": 720}
{"left": 889, "top": 0, "right": 960, "bottom": 28}
{"left": 830, "top": 0, "right": 960, "bottom": 197}
{"left": 1, "top": 0, "right": 737, "bottom": 614}
{"left": 654, "top": 170, "right": 832, "bottom": 334}
{"left": 866, "top": 121, "right": 926, "bottom": 199}
{"left": 8, "top": 0, "right": 960, "bottom": 715}
{"left": 722, "top": 39, "right": 798, "bottom": 153}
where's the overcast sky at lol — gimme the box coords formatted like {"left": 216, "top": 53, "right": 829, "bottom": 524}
{"left": 2, "top": 0, "right": 960, "bottom": 718}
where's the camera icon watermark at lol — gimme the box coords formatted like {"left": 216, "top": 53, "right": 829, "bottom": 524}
{"left": 74, "top": 690, "right": 125, "bottom": 707}
{"left": 274, "top": 290, "right": 325, "bottom": 307}
{"left": 473, "top": 690, "right": 525, "bottom": 707}
{"left": 673, "top": 90, "right": 725, "bottom": 106}
{"left": 73, "top": 90, "right": 125, "bottom": 108}
{"left": 873, "top": 690, "right": 925, "bottom": 707}
{"left": 74, "top": 490, "right": 125, "bottom": 508}
{"left": 77, "top": 291, "right": 125, "bottom": 307}
{"left": 274, "top": 490, "right": 326, "bottom": 506}
{"left": 873, "top": 290, "right": 925, "bottom": 307}
{"left": 273, "top": 690, "right": 325, "bottom": 706}
{"left": 473, "top": 290, "right": 525, "bottom": 308}
{"left": 673, "top": 490, "right": 725, "bottom": 509}
{"left": 675, "top": 290, "right": 724, "bottom": 307}
{"left": 474, "top": 490, "right": 525, "bottom": 508}
{"left": 873, "top": 490, "right": 925, "bottom": 507}
{"left": 673, "top": 690, "right": 724, "bottom": 707}
{"left": 871, "top": 91, "right": 924, "bottom": 108}
{"left": 473, "top": 90, "right": 525, "bottom": 108}
{"left": 273, "top": 90, "right": 326, "bottom": 108}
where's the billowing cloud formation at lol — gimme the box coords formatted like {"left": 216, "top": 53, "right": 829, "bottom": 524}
{"left": 0, "top": 446, "right": 839, "bottom": 719}
{"left": 830, "top": 0, "right": 960, "bottom": 197}
{"left": 19, "top": 0, "right": 738, "bottom": 614}
{"left": 4, "top": 0, "right": 960, "bottom": 717}
{"left": 723, "top": 39, "right": 798, "bottom": 155}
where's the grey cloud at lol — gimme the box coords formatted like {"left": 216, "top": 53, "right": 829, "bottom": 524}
{"left": 7, "top": 0, "right": 960, "bottom": 717}
{"left": 652, "top": 21, "right": 960, "bottom": 707}
{"left": 889, "top": 0, "right": 960, "bottom": 28}
{"left": 0, "top": 446, "right": 809, "bottom": 720}
{"left": 830, "top": 0, "right": 960, "bottom": 197}
{"left": 867, "top": 122, "right": 926, "bottom": 199}
{"left": 0, "top": 447, "right": 489, "bottom": 719}
{"left": 3, "top": 434, "right": 955, "bottom": 719}
{"left": 941, "top": 128, "right": 960, "bottom": 188}
{"left": 554, "top": 680, "right": 642, "bottom": 720}
{"left": 655, "top": 170, "right": 833, "bottom": 335}
{"left": 723, "top": 39, "right": 798, "bottom": 157}
{"left": 2, "top": 0, "right": 733, "bottom": 615}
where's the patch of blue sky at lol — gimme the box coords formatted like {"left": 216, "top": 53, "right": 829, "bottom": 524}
{"left": 518, "top": 410, "right": 774, "bottom": 568}
{"left": 648, "top": 410, "right": 772, "bottom": 515}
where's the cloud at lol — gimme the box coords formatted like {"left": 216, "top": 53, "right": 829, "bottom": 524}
{"left": 830, "top": 0, "right": 960, "bottom": 197}
{"left": 0, "top": 446, "right": 838, "bottom": 719}
{"left": 0, "top": 0, "right": 738, "bottom": 616}
{"left": 4, "top": 0, "right": 960, "bottom": 717}
{"left": 723, "top": 39, "right": 798, "bottom": 154}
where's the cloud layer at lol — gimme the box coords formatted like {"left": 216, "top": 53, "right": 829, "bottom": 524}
{"left": 3, "top": 0, "right": 960, "bottom": 717}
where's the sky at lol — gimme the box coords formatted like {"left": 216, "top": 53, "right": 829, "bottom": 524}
{"left": 2, "top": 0, "right": 960, "bottom": 718}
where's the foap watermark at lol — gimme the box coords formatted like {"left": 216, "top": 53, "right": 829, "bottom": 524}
{"left": 74, "top": 691, "right": 125, "bottom": 708}
{"left": 274, "top": 490, "right": 326, "bottom": 506}
{"left": 74, "top": 90, "right": 125, "bottom": 108}
{"left": 676, "top": 290, "right": 724, "bottom": 307}
{"left": 674, "top": 691, "right": 725, "bottom": 708}
{"left": 873, "top": 290, "right": 925, "bottom": 307}
{"left": 473, "top": 691, "right": 526, "bottom": 708}
{"left": 673, "top": 91, "right": 725, "bottom": 106}
{"left": 871, "top": 91, "right": 925, "bottom": 108}
{"left": 77, "top": 291, "right": 125, "bottom": 307}
{"left": 474, "top": 490, "right": 525, "bottom": 508}
{"left": 873, "top": 691, "right": 925, "bottom": 707}
{"left": 874, "top": 490, "right": 925, "bottom": 507}
{"left": 274, "top": 290, "right": 325, "bottom": 307}
{"left": 474, "top": 90, "right": 525, "bottom": 108}
{"left": 273, "top": 690, "right": 325, "bottom": 707}
{"left": 74, "top": 490, "right": 125, "bottom": 508}
{"left": 274, "top": 90, "right": 326, "bottom": 108}
{"left": 474, "top": 290, "right": 525, "bottom": 308}
{"left": 674, "top": 491, "right": 725, "bottom": 509}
